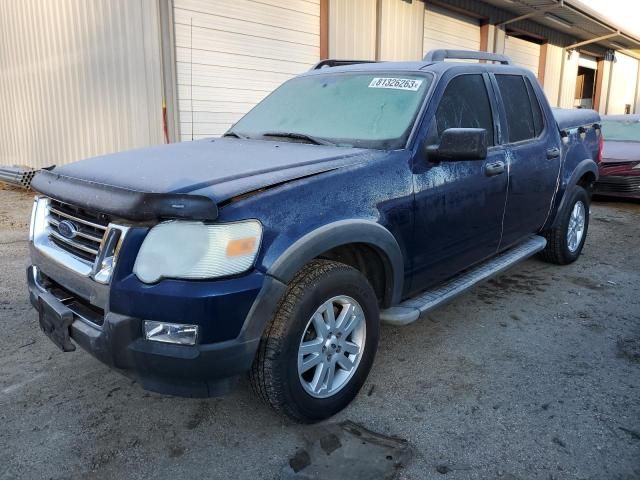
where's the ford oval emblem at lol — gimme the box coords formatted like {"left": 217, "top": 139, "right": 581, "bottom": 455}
{"left": 58, "top": 220, "right": 78, "bottom": 239}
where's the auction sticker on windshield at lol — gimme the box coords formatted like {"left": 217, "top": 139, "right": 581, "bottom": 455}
{"left": 368, "top": 78, "right": 423, "bottom": 91}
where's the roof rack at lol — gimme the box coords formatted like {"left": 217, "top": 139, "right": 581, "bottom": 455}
{"left": 311, "top": 59, "right": 379, "bottom": 70}
{"left": 423, "top": 49, "right": 511, "bottom": 65}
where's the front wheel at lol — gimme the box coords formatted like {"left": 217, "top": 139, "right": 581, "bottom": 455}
{"left": 249, "top": 259, "right": 379, "bottom": 422}
{"left": 539, "top": 185, "right": 590, "bottom": 265}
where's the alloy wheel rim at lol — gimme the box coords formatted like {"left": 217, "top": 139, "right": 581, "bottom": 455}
{"left": 297, "top": 295, "right": 366, "bottom": 399}
{"left": 567, "top": 200, "right": 586, "bottom": 253}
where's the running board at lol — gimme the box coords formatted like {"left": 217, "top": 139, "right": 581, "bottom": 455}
{"left": 380, "top": 235, "right": 547, "bottom": 326}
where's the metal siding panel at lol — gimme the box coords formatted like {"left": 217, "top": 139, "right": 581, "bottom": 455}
{"left": 559, "top": 51, "right": 579, "bottom": 108}
{"left": 379, "top": 0, "right": 424, "bottom": 61}
{"left": 597, "top": 60, "right": 612, "bottom": 115}
{"left": 543, "top": 43, "right": 563, "bottom": 107}
{"left": 328, "top": 0, "right": 377, "bottom": 60}
{"left": 175, "top": 0, "right": 320, "bottom": 140}
{"left": 0, "top": 0, "right": 164, "bottom": 169}
{"left": 423, "top": 5, "right": 480, "bottom": 55}
{"left": 607, "top": 52, "right": 639, "bottom": 114}
{"left": 636, "top": 62, "right": 640, "bottom": 114}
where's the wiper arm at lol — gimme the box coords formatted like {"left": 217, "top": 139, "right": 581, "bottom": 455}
{"left": 223, "top": 130, "right": 251, "bottom": 139}
{"left": 260, "top": 131, "right": 336, "bottom": 146}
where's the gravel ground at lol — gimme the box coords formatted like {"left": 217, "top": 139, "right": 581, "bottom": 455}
{"left": 0, "top": 186, "right": 638, "bottom": 480}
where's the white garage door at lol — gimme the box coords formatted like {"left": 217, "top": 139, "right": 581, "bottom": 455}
{"left": 423, "top": 5, "right": 480, "bottom": 55}
{"left": 504, "top": 36, "right": 540, "bottom": 77}
{"left": 174, "top": 0, "right": 320, "bottom": 141}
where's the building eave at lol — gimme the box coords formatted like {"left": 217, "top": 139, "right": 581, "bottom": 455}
{"left": 479, "top": 0, "right": 640, "bottom": 58}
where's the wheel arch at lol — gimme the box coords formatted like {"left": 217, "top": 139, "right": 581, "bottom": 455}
{"left": 551, "top": 159, "right": 598, "bottom": 228}
{"left": 267, "top": 220, "right": 404, "bottom": 308}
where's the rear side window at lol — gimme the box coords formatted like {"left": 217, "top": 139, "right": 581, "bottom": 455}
{"left": 495, "top": 74, "right": 539, "bottom": 143}
{"left": 435, "top": 74, "right": 494, "bottom": 146}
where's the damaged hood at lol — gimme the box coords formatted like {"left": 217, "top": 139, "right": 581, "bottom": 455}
{"left": 602, "top": 141, "right": 640, "bottom": 163}
{"left": 31, "top": 138, "right": 379, "bottom": 221}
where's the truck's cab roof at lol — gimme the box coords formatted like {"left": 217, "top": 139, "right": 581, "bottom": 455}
{"left": 302, "top": 49, "right": 535, "bottom": 78}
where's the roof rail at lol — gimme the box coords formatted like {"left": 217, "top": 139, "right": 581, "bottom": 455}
{"left": 311, "top": 59, "right": 379, "bottom": 70}
{"left": 423, "top": 49, "right": 511, "bottom": 65}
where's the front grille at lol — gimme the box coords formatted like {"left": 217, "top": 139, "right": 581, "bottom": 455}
{"left": 46, "top": 199, "right": 111, "bottom": 263}
{"left": 596, "top": 176, "right": 640, "bottom": 193}
{"left": 601, "top": 161, "right": 636, "bottom": 168}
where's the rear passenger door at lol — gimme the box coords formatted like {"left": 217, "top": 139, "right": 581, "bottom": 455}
{"left": 492, "top": 74, "right": 561, "bottom": 248}
{"left": 410, "top": 73, "right": 509, "bottom": 293}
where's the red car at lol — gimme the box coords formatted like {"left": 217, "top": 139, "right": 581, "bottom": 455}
{"left": 595, "top": 114, "right": 640, "bottom": 200}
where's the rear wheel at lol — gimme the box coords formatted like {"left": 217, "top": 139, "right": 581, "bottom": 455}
{"left": 249, "top": 259, "right": 379, "bottom": 422}
{"left": 540, "top": 185, "right": 590, "bottom": 265}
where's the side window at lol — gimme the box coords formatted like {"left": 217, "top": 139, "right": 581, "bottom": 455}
{"left": 525, "top": 77, "right": 544, "bottom": 136}
{"left": 495, "top": 74, "right": 537, "bottom": 143}
{"left": 435, "top": 74, "right": 494, "bottom": 146}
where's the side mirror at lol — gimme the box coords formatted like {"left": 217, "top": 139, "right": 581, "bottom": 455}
{"left": 425, "top": 128, "right": 488, "bottom": 162}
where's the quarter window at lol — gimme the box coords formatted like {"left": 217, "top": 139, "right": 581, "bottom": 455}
{"left": 435, "top": 74, "right": 494, "bottom": 146}
{"left": 525, "top": 77, "right": 544, "bottom": 136}
{"left": 495, "top": 74, "right": 540, "bottom": 143}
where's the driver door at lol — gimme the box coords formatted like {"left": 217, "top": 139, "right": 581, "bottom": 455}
{"left": 409, "top": 73, "right": 509, "bottom": 293}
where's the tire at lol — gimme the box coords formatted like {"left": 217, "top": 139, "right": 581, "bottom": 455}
{"left": 539, "top": 185, "right": 590, "bottom": 265}
{"left": 249, "top": 259, "right": 379, "bottom": 422}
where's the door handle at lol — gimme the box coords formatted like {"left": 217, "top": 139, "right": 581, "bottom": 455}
{"left": 484, "top": 160, "right": 505, "bottom": 176}
{"left": 546, "top": 147, "right": 560, "bottom": 159}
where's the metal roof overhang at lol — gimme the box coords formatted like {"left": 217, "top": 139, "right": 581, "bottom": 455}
{"left": 482, "top": 0, "right": 640, "bottom": 58}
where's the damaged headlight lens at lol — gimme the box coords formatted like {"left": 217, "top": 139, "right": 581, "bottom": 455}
{"left": 133, "top": 220, "right": 262, "bottom": 284}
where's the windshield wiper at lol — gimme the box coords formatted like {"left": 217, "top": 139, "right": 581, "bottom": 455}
{"left": 260, "top": 131, "right": 336, "bottom": 146}
{"left": 223, "top": 131, "right": 251, "bottom": 139}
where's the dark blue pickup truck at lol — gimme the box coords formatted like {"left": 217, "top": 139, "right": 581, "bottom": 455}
{"left": 27, "top": 50, "right": 602, "bottom": 421}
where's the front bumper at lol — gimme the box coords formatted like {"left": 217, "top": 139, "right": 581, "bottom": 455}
{"left": 27, "top": 263, "right": 287, "bottom": 397}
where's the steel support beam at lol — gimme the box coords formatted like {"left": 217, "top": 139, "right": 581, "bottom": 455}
{"left": 566, "top": 32, "right": 620, "bottom": 51}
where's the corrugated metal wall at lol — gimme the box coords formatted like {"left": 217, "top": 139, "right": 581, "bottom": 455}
{"left": 174, "top": 0, "right": 320, "bottom": 141}
{"left": 378, "top": 0, "right": 424, "bottom": 61}
{"left": 329, "top": 0, "right": 377, "bottom": 60}
{"left": 0, "top": 0, "right": 164, "bottom": 168}
{"left": 597, "top": 61, "right": 612, "bottom": 115}
{"left": 543, "top": 44, "right": 564, "bottom": 107}
{"left": 558, "top": 50, "right": 579, "bottom": 108}
{"left": 636, "top": 61, "right": 640, "bottom": 113}
{"left": 607, "top": 52, "right": 639, "bottom": 114}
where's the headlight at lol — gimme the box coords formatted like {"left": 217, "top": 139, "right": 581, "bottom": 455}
{"left": 133, "top": 220, "right": 262, "bottom": 283}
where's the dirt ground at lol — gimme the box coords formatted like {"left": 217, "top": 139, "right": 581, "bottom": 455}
{"left": 0, "top": 185, "right": 638, "bottom": 480}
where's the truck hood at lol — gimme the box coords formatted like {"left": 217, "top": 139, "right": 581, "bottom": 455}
{"left": 31, "top": 138, "right": 380, "bottom": 221}
{"left": 602, "top": 141, "right": 639, "bottom": 163}
{"left": 52, "top": 138, "right": 374, "bottom": 199}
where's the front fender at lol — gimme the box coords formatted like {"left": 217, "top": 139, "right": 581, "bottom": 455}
{"left": 267, "top": 219, "right": 404, "bottom": 306}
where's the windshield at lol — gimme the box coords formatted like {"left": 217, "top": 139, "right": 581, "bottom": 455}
{"left": 228, "top": 72, "right": 433, "bottom": 149}
{"left": 601, "top": 119, "right": 640, "bottom": 142}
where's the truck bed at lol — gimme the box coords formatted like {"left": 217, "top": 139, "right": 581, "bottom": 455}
{"left": 552, "top": 108, "right": 600, "bottom": 131}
